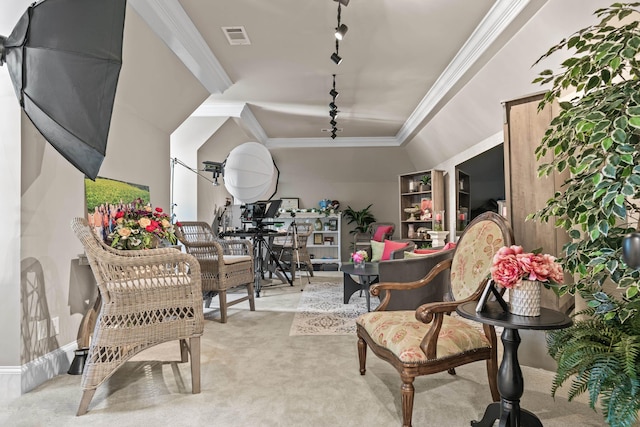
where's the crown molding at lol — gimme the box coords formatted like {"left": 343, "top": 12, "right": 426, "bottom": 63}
{"left": 192, "top": 102, "right": 267, "bottom": 143}
{"left": 266, "top": 136, "right": 399, "bottom": 149}
{"left": 129, "top": 0, "right": 232, "bottom": 94}
{"left": 396, "top": 0, "right": 532, "bottom": 145}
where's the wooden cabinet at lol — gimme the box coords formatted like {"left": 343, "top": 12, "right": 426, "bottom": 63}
{"left": 273, "top": 213, "right": 342, "bottom": 268}
{"left": 455, "top": 168, "right": 470, "bottom": 234}
{"left": 398, "top": 170, "right": 445, "bottom": 246}
{"left": 503, "top": 93, "right": 572, "bottom": 313}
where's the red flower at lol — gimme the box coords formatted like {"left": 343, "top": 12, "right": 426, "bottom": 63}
{"left": 155, "top": 207, "right": 163, "bottom": 213}
{"left": 116, "top": 211, "right": 125, "bottom": 219}
{"left": 176, "top": 221, "right": 182, "bottom": 227}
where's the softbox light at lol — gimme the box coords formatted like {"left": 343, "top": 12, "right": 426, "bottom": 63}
{"left": 0, "top": 0, "right": 126, "bottom": 180}
{"left": 224, "top": 142, "right": 278, "bottom": 204}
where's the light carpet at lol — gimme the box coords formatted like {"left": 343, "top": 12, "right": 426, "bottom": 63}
{"left": 0, "top": 274, "right": 608, "bottom": 426}
{"left": 290, "top": 281, "right": 379, "bottom": 336}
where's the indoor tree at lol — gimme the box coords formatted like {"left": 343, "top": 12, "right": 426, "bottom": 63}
{"left": 530, "top": 3, "right": 640, "bottom": 426}
{"left": 343, "top": 204, "right": 376, "bottom": 235}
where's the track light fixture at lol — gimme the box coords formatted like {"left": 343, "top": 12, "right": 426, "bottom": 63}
{"left": 329, "top": 88, "right": 339, "bottom": 98}
{"left": 331, "top": 51, "right": 342, "bottom": 65}
{"left": 329, "top": 109, "right": 338, "bottom": 118}
{"left": 333, "top": 0, "right": 349, "bottom": 6}
{"left": 329, "top": 101, "right": 337, "bottom": 110}
{"left": 330, "top": 119, "right": 337, "bottom": 126}
{"left": 335, "top": 24, "right": 348, "bottom": 40}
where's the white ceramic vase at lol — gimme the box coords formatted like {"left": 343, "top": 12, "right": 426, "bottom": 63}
{"left": 509, "top": 280, "right": 541, "bottom": 317}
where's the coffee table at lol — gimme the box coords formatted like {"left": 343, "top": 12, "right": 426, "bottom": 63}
{"left": 340, "top": 262, "right": 379, "bottom": 312}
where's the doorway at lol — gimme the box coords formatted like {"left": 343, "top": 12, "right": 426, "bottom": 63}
{"left": 457, "top": 144, "right": 505, "bottom": 220}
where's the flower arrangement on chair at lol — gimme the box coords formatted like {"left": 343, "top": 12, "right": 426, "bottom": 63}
{"left": 351, "top": 250, "right": 369, "bottom": 266}
{"left": 107, "top": 199, "right": 177, "bottom": 250}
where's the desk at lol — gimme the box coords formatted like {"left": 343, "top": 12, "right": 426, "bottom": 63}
{"left": 222, "top": 229, "right": 290, "bottom": 296}
{"left": 340, "top": 263, "right": 379, "bottom": 312}
{"left": 456, "top": 301, "right": 572, "bottom": 427}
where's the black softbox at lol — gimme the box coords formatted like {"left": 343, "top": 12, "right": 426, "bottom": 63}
{"left": 0, "top": 0, "right": 126, "bottom": 179}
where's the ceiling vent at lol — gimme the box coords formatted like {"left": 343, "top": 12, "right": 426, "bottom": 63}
{"left": 221, "top": 26, "right": 251, "bottom": 45}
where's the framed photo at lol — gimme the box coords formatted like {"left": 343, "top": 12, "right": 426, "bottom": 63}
{"left": 314, "top": 233, "right": 323, "bottom": 245}
{"left": 280, "top": 197, "right": 299, "bottom": 210}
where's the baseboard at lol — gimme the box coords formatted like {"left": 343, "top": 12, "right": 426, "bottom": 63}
{"left": 0, "top": 341, "right": 77, "bottom": 402}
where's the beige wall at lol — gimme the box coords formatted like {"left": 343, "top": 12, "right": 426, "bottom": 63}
{"left": 4, "top": 3, "right": 208, "bottom": 398}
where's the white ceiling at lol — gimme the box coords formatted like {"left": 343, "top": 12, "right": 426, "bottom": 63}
{"left": 129, "top": 0, "right": 546, "bottom": 148}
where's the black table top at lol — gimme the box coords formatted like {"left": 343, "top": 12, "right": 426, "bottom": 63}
{"left": 457, "top": 301, "right": 572, "bottom": 331}
{"left": 340, "top": 262, "right": 379, "bottom": 276}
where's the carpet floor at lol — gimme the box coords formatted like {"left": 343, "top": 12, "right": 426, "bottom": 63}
{"left": 0, "top": 274, "right": 608, "bottom": 426}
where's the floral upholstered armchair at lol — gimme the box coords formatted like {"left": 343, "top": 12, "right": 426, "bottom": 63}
{"left": 355, "top": 212, "right": 514, "bottom": 427}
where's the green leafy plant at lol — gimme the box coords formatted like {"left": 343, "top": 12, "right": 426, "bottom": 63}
{"left": 343, "top": 204, "right": 376, "bottom": 235}
{"left": 420, "top": 175, "right": 431, "bottom": 186}
{"left": 530, "top": 3, "right": 640, "bottom": 425}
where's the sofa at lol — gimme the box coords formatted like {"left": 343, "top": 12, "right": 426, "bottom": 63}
{"left": 376, "top": 247, "right": 455, "bottom": 311}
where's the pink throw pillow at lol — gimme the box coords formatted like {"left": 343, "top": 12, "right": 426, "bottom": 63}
{"left": 373, "top": 225, "right": 393, "bottom": 242}
{"left": 414, "top": 249, "right": 439, "bottom": 254}
{"left": 381, "top": 240, "right": 408, "bottom": 260}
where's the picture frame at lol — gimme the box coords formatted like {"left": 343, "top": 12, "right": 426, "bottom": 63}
{"left": 280, "top": 197, "right": 299, "bottom": 210}
{"left": 314, "top": 233, "right": 323, "bottom": 245}
{"left": 475, "top": 279, "right": 509, "bottom": 313}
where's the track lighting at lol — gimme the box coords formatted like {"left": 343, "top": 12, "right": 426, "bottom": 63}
{"left": 329, "top": 101, "right": 337, "bottom": 110}
{"left": 331, "top": 51, "right": 342, "bottom": 65}
{"left": 333, "top": 0, "right": 349, "bottom": 7}
{"left": 329, "top": 88, "right": 339, "bottom": 98}
{"left": 335, "top": 23, "right": 348, "bottom": 40}
{"left": 330, "top": 132, "right": 337, "bottom": 140}
{"left": 330, "top": 119, "right": 337, "bottom": 126}
{"left": 329, "top": 110, "right": 338, "bottom": 118}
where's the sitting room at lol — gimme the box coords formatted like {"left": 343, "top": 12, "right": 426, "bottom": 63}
{"left": 1, "top": 0, "right": 633, "bottom": 426}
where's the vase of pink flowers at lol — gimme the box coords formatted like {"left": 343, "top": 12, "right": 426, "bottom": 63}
{"left": 351, "top": 250, "right": 368, "bottom": 268}
{"left": 490, "top": 245, "right": 564, "bottom": 316}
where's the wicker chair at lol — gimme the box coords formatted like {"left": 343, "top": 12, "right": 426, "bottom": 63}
{"left": 70, "top": 218, "right": 204, "bottom": 416}
{"left": 356, "top": 212, "right": 514, "bottom": 427}
{"left": 271, "top": 222, "right": 314, "bottom": 279}
{"left": 175, "top": 221, "right": 255, "bottom": 323}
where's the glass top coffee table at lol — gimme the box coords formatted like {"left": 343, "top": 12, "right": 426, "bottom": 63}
{"left": 340, "top": 262, "right": 379, "bottom": 312}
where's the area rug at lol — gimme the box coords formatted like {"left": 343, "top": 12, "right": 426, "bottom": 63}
{"left": 289, "top": 281, "right": 379, "bottom": 336}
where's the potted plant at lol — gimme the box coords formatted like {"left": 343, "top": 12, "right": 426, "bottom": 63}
{"left": 419, "top": 174, "right": 431, "bottom": 191}
{"left": 343, "top": 204, "right": 376, "bottom": 235}
{"left": 530, "top": 3, "right": 640, "bottom": 426}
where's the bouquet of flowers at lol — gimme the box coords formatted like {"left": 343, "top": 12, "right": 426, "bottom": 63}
{"left": 351, "top": 250, "right": 369, "bottom": 264}
{"left": 107, "top": 200, "right": 177, "bottom": 250}
{"left": 490, "top": 245, "right": 563, "bottom": 289}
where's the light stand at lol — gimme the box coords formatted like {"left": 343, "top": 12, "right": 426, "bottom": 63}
{"left": 170, "top": 157, "right": 219, "bottom": 223}
{"left": 278, "top": 213, "right": 311, "bottom": 286}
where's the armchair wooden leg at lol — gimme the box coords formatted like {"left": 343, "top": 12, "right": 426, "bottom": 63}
{"left": 357, "top": 337, "right": 367, "bottom": 375}
{"left": 401, "top": 374, "right": 415, "bottom": 427}
{"left": 76, "top": 389, "right": 96, "bottom": 416}
{"left": 190, "top": 337, "right": 201, "bottom": 394}
{"left": 218, "top": 290, "right": 228, "bottom": 323}
{"left": 486, "top": 356, "right": 499, "bottom": 401}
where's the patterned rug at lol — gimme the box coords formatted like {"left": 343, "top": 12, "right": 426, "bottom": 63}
{"left": 289, "top": 281, "right": 379, "bottom": 336}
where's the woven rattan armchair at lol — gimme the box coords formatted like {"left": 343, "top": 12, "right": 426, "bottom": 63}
{"left": 272, "top": 222, "right": 314, "bottom": 279}
{"left": 356, "top": 212, "right": 514, "bottom": 427}
{"left": 175, "top": 221, "right": 255, "bottom": 323}
{"left": 71, "top": 218, "right": 204, "bottom": 416}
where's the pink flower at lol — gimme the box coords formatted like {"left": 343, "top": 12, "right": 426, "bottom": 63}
{"left": 490, "top": 245, "right": 563, "bottom": 289}
{"left": 491, "top": 249, "right": 522, "bottom": 289}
